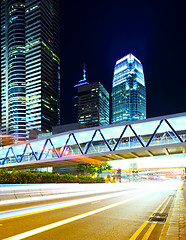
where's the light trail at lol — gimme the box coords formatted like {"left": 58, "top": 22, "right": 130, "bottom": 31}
{"left": 0, "top": 188, "right": 129, "bottom": 206}
{"left": 0, "top": 189, "right": 142, "bottom": 220}
{"left": 0, "top": 181, "right": 179, "bottom": 207}
{"left": 2, "top": 190, "right": 157, "bottom": 240}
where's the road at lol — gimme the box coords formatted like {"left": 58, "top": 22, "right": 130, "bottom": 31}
{"left": 0, "top": 181, "right": 180, "bottom": 240}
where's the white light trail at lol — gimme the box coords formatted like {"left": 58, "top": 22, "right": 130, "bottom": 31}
{"left": 0, "top": 189, "right": 141, "bottom": 220}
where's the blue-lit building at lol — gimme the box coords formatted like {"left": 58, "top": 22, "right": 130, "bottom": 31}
{"left": 1, "top": 0, "right": 26, "bottom": 141}
{"left": 1, "top": 0, "right": 60, "bottom": 141}
{"left": 112, "top": 53, "right": 146, "bottom": 124}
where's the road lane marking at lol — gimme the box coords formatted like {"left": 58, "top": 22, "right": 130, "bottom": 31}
{"left": 129, "top": 193, "right": 173, "bottom": 240}
{"left": 150, "top": 194, "right": 170, "bottom": 217}
{"left": 160, "top": 195, "right": 172, "bottom": 213}
{"left": 159, "top": 195, "right": 175, "bottom": 240}
{"left": 141, "top": 196, "right": 172, "bottom": 240}
{"left": 0, "top": 190, "right": 142, "bottom": 221}
{"left": 2, "top": 191, "right": 156, "bottom": 240}
{"left": 91, "top": 201, "right": 101, "bottom": 204}
{"left": 129, "top": 221, "right": 149, "bottom": 240}
{"left": 141, "top": 222, "right": 156, "bottom": 240}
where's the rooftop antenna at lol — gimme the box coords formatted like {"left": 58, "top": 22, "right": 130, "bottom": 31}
{"left": 82, "top": 64, "right": 86, "bottom": 81}
{"left": 74, "top": 63, "right": 89, "bottom": 87}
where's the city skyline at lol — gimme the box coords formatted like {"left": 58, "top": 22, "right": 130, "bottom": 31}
{"left": 0, "top": 0, "right": 185, "bottom": 134}
{"left": 59, "top": 0, "right": 185, "bottom": 125}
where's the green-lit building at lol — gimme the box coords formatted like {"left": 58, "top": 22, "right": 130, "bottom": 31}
{"left": 1, "top": 0, "right": 60, "bottom": 141}
{"left": 112, "top": 53, "right": 146, "bottom": 124}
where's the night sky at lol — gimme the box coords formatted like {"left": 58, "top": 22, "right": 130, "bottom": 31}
{"left": 59, "top": 0, "right": 185, "bottom": 124}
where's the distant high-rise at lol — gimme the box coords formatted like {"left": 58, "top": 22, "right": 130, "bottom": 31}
{"left": 1, "top": 0, "right": 60, "bottom": 140}
{"left": 78, "top": 82, "right": 110, "bottom": 128}
{"left": 74, "top": 65, "right": 89, "bottom": 122}
{"left": 112, "top": 53, "right": 146, "bottom": 124}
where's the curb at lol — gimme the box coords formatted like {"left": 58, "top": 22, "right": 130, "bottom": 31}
{"left": 160, "top": 188, "right": 186, "bottom": 240}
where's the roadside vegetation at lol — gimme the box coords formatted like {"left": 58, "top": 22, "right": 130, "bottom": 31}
{"left": 0, "top": 169, "right": 105, "bottom": 184}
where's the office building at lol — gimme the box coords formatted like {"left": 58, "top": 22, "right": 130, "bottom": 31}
{"left": 78, "top": 82, "right": 110, "bottom": 128}
{"left": 112, "top": 53, "right": 146, "bottom": 124}
{"left": 74, "top": 65, "right": 89, "bottom": 122}
{"left": 1, "top": 0, "right": 60, "bottom": 141}
{"left": 1, "top": 0, "right": 26, "bottom": 140}
{"left": 25, "top": 0, "right": 60, "bottom": 134}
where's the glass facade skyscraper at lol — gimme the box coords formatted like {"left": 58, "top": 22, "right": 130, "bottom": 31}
{"left": 1, "top": 0, "right": 60, "bottom": 141}
{"left": 112, "top": 53, "right": 146, "bottom": 124}
{"left": 25, "top": 0, "right": 60, "bottom": 134}
{"left": 78, "top": 82, "right": 110, "bottom": 128}
{"left": 1, "top": 0, "right": 26, "bottom": 140}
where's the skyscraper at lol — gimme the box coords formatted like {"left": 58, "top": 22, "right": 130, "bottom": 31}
{"left": 1, "top": 0, "right": 26, "bottom": 140}
{"left": 78, "top": 82, "right": 110, "bottom": 128}
{"left": 112, "top": 53, "right": 146, "bottom": 124}
{"left": 74, "top": 65, "right": 89, "bottom": 122}
{"left": 1, "top": 0, "right": 60, "bottom": 141}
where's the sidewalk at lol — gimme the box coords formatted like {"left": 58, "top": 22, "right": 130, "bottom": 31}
{"left": 161, "top": 187, "right": 186, "bottom": 240}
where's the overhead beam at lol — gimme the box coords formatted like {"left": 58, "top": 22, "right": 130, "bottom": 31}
{"left": 164, "top": 148, "right": 169, "bottom": 155}
{"left": 110, "top": 154, "right": 125, "bottom": 160}
{"left": 182, "top": 146, "right": 186, "bottom": 154}
{"left": 129, "top": 152, "right": 139, "bottom": 158}
{"left": 146, "top": 150, "right": 154, "bottom": 156}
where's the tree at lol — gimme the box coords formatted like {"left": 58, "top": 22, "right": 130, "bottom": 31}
{"left": 76, "top": 162, "right": 112, "bottom": 176}
{"left": 76, "top": 163, "right": 97, "bottom": 175}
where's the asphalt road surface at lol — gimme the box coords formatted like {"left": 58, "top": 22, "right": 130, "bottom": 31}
{"left": 0, "top": 181, "right": 179, "bottom": 240}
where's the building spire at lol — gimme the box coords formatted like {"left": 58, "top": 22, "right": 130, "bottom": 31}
{"left": 74, "top": 64, "right": 89, "bottom": 87}
{"left": 83, "top": 64, "right": 86, "bottom": 81}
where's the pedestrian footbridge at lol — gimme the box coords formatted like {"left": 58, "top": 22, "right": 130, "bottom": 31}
{"left": 0, "top": 113, "right": 186, "bottom": 170}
